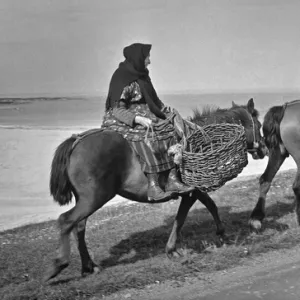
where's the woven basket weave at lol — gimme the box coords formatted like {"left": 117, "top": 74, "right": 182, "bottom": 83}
{"left": 180, "top": 123, "right": 248, "bottom": 193}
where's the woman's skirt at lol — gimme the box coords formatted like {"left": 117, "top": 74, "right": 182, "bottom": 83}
{"left": 101, "top": 104, "right": 177, "bottom": 173}
{"left": 129, "top": 136, "right": 176, "bottom": 173}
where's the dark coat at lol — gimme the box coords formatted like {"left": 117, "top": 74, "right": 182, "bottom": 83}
{"left": 105, "top": 43, "right": 166, "bottom": 122}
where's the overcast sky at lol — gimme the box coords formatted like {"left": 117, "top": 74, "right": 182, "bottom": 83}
{"left": 0, "top": 0, "right": 299, "bottom": 96}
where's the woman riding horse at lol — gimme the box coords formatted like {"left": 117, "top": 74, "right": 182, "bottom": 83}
{"left": 102, "top": 43, "right": 194, "bottom": 202}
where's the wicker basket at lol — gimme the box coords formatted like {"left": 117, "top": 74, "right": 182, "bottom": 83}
{"left": 180, "top": 123, "right": 248, "bottom": 193}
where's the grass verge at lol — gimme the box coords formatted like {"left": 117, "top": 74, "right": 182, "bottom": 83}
{"left": 0, "top": 169, "right": 299, "bottom": 299}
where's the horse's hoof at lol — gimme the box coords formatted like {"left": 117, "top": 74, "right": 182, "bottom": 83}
{"left": 43, "top": 261, "right": 69, "bottom": 282}
{"left": 82, "top": 265, "right": 100, "bottom": 277}
{"left": 217, "top": 236, "right": 225, "bottom": 246}
{"left": 216, "top": 228, "right": 225, "bottom": 237}
{"left": 249, "top": 219, "right": 262, "bottom": 231}
{"left": 166, "top": 249, "right": 182, "bottom": 259}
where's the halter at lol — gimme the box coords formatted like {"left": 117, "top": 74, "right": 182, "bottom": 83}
{"left": 247, "top": 111, "right": 259, "bottom": 152}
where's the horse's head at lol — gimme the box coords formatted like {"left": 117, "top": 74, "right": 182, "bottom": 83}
{"left": 232, "top": 98, "right": 268, "bottom": 160}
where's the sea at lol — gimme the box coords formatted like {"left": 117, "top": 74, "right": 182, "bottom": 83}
{"left": 1, "top": 91, "right": 300, "bottom": 129}
{"left": 0, "top": 91, "right": 299, "bottom": 231}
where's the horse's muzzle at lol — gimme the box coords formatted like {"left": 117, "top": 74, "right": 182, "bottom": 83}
{"left": 248, "top": 141, "right": 268, "bottom": 159}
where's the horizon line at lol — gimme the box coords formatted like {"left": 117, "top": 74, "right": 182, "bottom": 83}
{"left": 0, "top": 88, "right": 299, "bottom": 99}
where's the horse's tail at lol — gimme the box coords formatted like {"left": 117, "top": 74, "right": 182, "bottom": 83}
{"left": 263, "top": 105, "right": 285, "bottom": 149}
{"left": 50, "top": 136, "right": 76, "bottom": 206}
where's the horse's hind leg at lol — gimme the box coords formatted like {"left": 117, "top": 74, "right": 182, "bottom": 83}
{"left": 292, "top": 168, "right": 300, "bottom": 225}
{"left": 44, "top": 189, "right": 113, "bottom": 281}
{"left": 72, "top": 218, "right": 99, "bottom": 276}
{"left": 249, "top": 146, "right": 286, "bottom": 230}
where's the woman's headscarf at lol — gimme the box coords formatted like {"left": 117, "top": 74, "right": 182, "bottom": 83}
{"left": 105, "top": 43, "right": 166, "bottom": 120}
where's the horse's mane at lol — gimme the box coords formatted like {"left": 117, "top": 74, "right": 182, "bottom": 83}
{"left": 189, "top": 104, "right": 258, "bottom": 127}
{"left": 263, "top": 105, "right": 285, "bottom": 149}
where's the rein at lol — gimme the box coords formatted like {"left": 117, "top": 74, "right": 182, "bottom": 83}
{"left": 284, "top": 99, "right": 300, "bottom": 107}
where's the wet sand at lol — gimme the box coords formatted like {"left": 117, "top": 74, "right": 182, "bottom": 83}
{"left": 0, "top": 128, "right": 129, "bottom": 231}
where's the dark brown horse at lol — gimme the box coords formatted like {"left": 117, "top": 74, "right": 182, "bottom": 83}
{"left": 249, "top": 99, "right": 300, "bottom": 230}
{"left": 45, "top": 98, "right": 267, "bottom": 281}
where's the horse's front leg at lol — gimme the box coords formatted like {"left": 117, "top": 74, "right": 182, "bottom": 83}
{"left": 166, "top": 190, "right": 224, "bottom": 257}
{"left": 249, "top": 146, "right": 286, "bottom": 230}
{"left": 194, "top": 189, "right": 225, "bottom": 237}
{"left": 166, "top": 194, "right": 196, "bottom": 257}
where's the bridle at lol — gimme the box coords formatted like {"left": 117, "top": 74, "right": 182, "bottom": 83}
{"left": 247, "top": 111, "right": 259, "bottom": 154}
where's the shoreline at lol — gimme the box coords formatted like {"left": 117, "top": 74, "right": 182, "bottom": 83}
{"left": 0, "top": 166, "right": 296, "bottom": 233}
{"left": 0, "top": 92, "right": 298, "bottom": 232}
{"left": 0, "top": 126, "right": 297, "bottom": 232}
{"left": 0, "top": 195, "right": 130, "bottom": 233}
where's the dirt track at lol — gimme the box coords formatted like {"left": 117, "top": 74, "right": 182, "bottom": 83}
{"left": 103, "top": 245, "right": 300, "bottom": 300}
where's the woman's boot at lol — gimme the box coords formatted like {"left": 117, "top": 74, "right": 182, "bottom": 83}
{"left": 147, "top": 173, "right": 176, "bottom": 202}
{"left": 165, "top": 168, "right": 195, "bottom": 195}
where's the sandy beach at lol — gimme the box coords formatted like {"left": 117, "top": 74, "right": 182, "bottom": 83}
{"left": 0, "top": 94, "right": 298, "bottom": 232}
{"left": 0, "top": 127, "right": 132, "bottom": 232}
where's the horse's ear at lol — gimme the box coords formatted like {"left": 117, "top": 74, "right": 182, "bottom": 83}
{"left": 247, "top": 98, "right": 255, "bottom": 114}
{"left": 232, "top": 101, "right": 238, "bottom": 107}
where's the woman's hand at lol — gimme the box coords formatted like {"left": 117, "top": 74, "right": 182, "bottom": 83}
{"left": 162, "top": 106, "right": 172, "bottom": 113}
{"left": 135, "top": 115, "right": 152, "bottom": 127}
